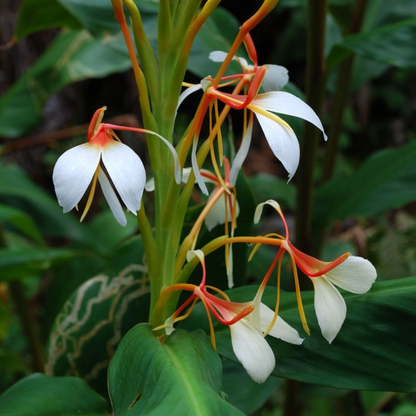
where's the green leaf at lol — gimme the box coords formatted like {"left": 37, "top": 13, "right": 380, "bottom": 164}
{"left": 108, "top": 324, "right": 243, "bottom": 416}
{"left": 0, "top": 161, "right": 86, "bottom": 241}
{"left": 189, "top": 7, "right": 245, "bottom": 78}
{"left": 0, "top": 29, "right": 131, "bottom": 138}
{"left": 222, "top": 358, "right": 281, "bottom": 415}
{"left": 313, "top": 141, "right": 416, "bottom": 230}
{"left": 0, "top": 203, "right": 43, "bottom": 245}
{"left": 0, "top": 373, "right": 108, "bottom": 416}
{"left": 213, "top": 278, "right": 416, "bottom": 391}
{"left": 0, "top": 247, "right": 80, "bottom": 281}
{"left": 46, "top": 236, "right": 149, "bottom": 398}
{"left": 15, "top": 0, "right": 81, "bottom": 39}
{"left": 248, "top": 173, "right": 296, "bottom": 210}
{"left": 327, "top": 17, "right": 416, "bottom": 70}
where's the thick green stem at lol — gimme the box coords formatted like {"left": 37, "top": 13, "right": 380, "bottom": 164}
{"left": 295, "top": 0, "right": 328, "bottom": 255}
{"left": 321, "top": 0, "right": 368, "bottom": 184}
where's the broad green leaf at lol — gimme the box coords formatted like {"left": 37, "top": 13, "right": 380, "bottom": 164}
{"left": 248, "top": 173, "right": 296, "bottom": 209}
{"left": 15, "top": 0, "right": 81, "bottom": 39}
{"left": 0, "top": 247, "right": 80, "bottom": 281}
{"left": 0, "top": 373, "right": 108, "bottom": 416}
{"left": 108, "top": 324, "right": 243, "bottom": 416}
{"left": 0, "top": 203, "right": 43, "bottom": 245}
{"left": 327, "top": 17, "right": 416, "bottom": 70}
{"left": 222, "top": 358, "right": 281, "bottom": 415}
{"left": 189, "top": 7, "right": 245, "bottom": 78}
{"left": 211, "top": 278, "right": 416, "bottom": 391}
{"left": 0, "top": 161, "right": 86, "bottom": 241}
{"left": 0, "top": 29, "right": 131, "bottom": 138}
{"left": 313, "top": 141, "right": 416, "bottom": 230}
{"left": 46, "top": 236, "right": 149, "bottom": 397}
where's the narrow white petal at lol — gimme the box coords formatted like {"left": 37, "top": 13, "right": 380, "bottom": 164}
{"left": 259, "top": 303, "right": 303, "bottom": 345}
{"left": 312, "top": 276, "right": 346, "bottom": 344}
{"left": 253, "top": 92, "right": 327, "bottom": 141}
{"left": 227, "top": 244, "right": 234, "bottom": 289}
{"left": 229, "top": 118, "right": 253, "bottom": 186}
{"left": 254, "top": 199, "right": 281, "bottom": 224}
{"left": 97, "top": 168, "right": 127, "bottom": 227}
{"left": 145, "top": 131, "right": 181, "bottom": 185}
{"left": 262, "top": 65, "right": 289, "bottom": 92}
{"left": 230, "top": 320, "right": 275, "bottom": 383}
{"left": 325, "top": 256, "right": 377, "bottom": 294}
{"left": 176, "top": 84, "right": 202, "bottom": 113}
{"left": 191, "top": 137, "right": 209, "bottom": 195}
{"left": 101, "top": 141, "right": 145, "bottom": 214}
{"left": 209, "top": 51, "right": 228, "bottom": 62}
{"left": 255, "top": 113, "right": 300, "bottom": 181}
{"left": 52, "top": 143, "right": 101, "bottom": 213}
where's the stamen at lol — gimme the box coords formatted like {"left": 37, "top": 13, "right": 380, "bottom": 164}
{"left": 214, "top": 101, "right": 224, "bottom": 165}
{"left": 289, "top": 252, "right": 310, "bottom": 335}
{"left": 205, "top": 285, "right": 230, "bottom": 301}
{"left": 80, "top": 167, "right": 100, "bottom": 222}
{"left": 263, "top": 253, "right": 283, "bottom": 337}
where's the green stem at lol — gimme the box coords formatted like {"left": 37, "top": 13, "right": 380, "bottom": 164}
{"left": 295, "top": 0, "right": 328, "bottom": 255}
{"left": 321, "top": 0, "right": 368, "bottom": 184}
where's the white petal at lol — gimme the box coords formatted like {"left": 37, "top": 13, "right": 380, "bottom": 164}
{"left": 324, "top": 256, "right": 377, "bottom": 294}
{"left": 97, "top": 168, "right": 127, "bottom": 227}
{"left": 191, "top": 137, "right": 209, "bottom": 195}
{"left": 145, "top": 177, "right": 155, "bottom": 192}
{"left": 176, "top": 84, "right": 202, "bottom": 113}
{"left": 145, "top": 131, "right": 181, "bottom": 185}
{"left": 252, "top": 92, "right": 327, "bottom": 141}
{"left": 101, "top": 141, "right": 145, "bottom": 214}
{"left": 230, "top": 319, "right": 275, "bottom": 383}
{"left": 164, "top": 316, "right": 175, "bottom": 336}
{"left": 255, "top": 112, "right": 300, "bottom": 181}
{"left": 52, "top": 143, "right": 101, "bottom": 213}
{"left": 227, "top": 244, "right": 234, "bottom": 289}
{"left": 229, "top": 118, "right": 253, "bottom": 186}
{"left": 259, "top": 303, "right": 303, "bottom": 345}
{"left": 254, "top": 199, "right": 281, "bottom": 224}
{"left": 262, "top": 65, "right": 289, "bottom": 92}
{"left": 209, "top": 51, "right": 228, "bottom": 62}
{"left": 204, "top": 194, "right": 239, "bottom": 231}
{"left": 312, "top": 276, "right": 346, "bottom": 344}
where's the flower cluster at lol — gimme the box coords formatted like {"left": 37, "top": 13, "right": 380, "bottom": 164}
{"left": 52, "top": 32, "right": 377, "bottom": 385}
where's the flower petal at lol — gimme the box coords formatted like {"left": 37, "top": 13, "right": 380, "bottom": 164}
{"left": 255, "top": 112, "right": 300, "bottom": 181}
{"left": 209, "top": 51, "right": 228, "bottom": 62}
{"left": 229, "top": 116, "right": 253, "bottom": 186}
{"left": 252, "top": 92, "right": 327, "bottom": 141}
{"left": 204, "top": 194, "right": 240, "bottom": 231}
{"left": 230, "top": 319, "right": 275, "bottom": 383}
{"left": 53, "top": 143, "right": 101, "bottom": 213}
{"left": 324, "top": 256, "right": 377, "bottom": 294}
{"left": 191, "top": 137, "right": 209, "bottom": 195}
{"left": 176, "top": 84, "right": 202, "bottom": 114}
{"left": 97, "top": 168, "right": 127, "bottom": 227}
{"left": 262, "top": 65, "right": 289, "bottom": 92}
{"left": 311, "top": 276, "right": 346, "bottom": 344}
{"left": 101, "top": 141, "right": 145, "bottom": 214}
{"left": 259, "top": 303, "right": 304, "bottom": 345}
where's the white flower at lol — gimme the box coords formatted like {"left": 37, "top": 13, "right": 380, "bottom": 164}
{"left": 310, "top": 256, "right": 377, "bottom": 343}
{"left": 53, "top": 108, "right": 181, "bottom": 226}
{"left": 53, "top": 134, "right": 145, "bottom": 227}
{"left": 227, "top": 302, "right": 303, "bottom": 383}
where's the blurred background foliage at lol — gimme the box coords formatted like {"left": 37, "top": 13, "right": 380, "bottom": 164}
{"left": 0, "top": 0, "right": 416, "bottom": 415}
